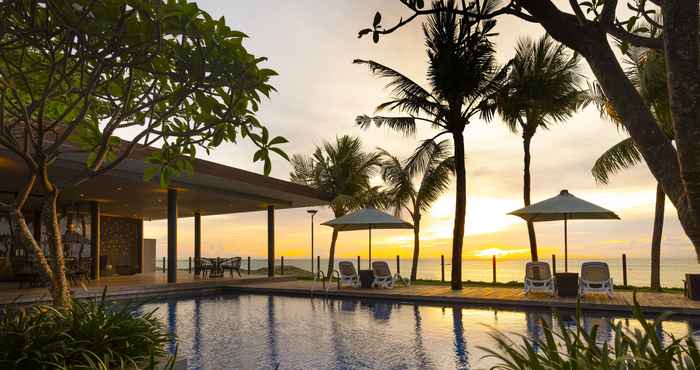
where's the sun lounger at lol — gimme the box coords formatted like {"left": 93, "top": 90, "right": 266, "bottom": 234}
{"left": 579, "top": 261, "right": 614, "bottom": 298}
{"left": 371, "top": 261, "right": 409, "bottom": 289}
{"left": 338, "top": 261, "right": 360, "bottom": 288}
{"left": 523, "top": 261, "right": 554, "bottom": 296}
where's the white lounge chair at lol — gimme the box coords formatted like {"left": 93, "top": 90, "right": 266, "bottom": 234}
{"left": 523, "top": 261, "right": 554, "bottom": 296}
{"left": 579, "top": 261, "right": 614, "bottom": 298}
{"left": 338, "top": 261, "right": 360, "bottom": 288}
{"left": 371, "top": 261, "right": 409, "bottom": 289}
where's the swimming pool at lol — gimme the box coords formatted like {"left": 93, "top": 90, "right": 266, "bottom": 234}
{"left": 137, "top": 293, "right": 700, "bottom": 369}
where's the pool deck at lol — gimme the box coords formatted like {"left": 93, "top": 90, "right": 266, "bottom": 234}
{"left": 224, "top": 279, "right": 700, "bottom": 316}
{"left": 5, "top": 275, "right": 700, "bottom": 316}
{"left": 0, "top": 271, "right": 295, "bottom": 305}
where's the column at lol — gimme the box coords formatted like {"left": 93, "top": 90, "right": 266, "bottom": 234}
{"left": 267, "top": 205, "right": 275, "bottom": 277}
{"left": 136, "top": 218, "right": 144, "bottom": 273}
{"left": 194, "top": 212, "right": 201, "bottom": 276}
{"left": 89, "top": 201, "right": 100, "bottom": 280}
{"left": 168, "top": 188, "right": 178, "bottom": 283}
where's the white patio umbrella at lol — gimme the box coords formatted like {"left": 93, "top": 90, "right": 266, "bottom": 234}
{"left": 508, "top": 189, "right": 620, "bottom": 272}
{"left": 321, "top": 207, "right": 413, "bottom": 265}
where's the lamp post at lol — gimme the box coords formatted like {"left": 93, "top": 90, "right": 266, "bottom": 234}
{"left": 307, "top": 209, "right": 318, "bottom": 276}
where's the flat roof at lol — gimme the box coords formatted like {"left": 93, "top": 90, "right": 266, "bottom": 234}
{"left": 0, "top": 146, "right": 330, "bottom": 219}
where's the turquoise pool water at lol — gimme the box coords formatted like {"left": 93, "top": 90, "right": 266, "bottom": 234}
{"left": 137, "top": 293, "right": 700, "bottom": 369}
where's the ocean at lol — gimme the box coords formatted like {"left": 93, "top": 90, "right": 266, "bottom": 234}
{"left": 157, "top": 256, "right": 700, "bottom": 289}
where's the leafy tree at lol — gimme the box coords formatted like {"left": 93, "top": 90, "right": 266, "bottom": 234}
{"left": 290, "top": 135, "right": 382, "bottom": 277}
{"left": 355, "top": 0, "right": 507, "bottom": 289}
{"left": 589, "top": 43, "right": 671, "bottom": 291}
{"left": 360, "top": 0, "right": 700, "bottom": 262}
{"left": 378, "top": 141, "right": 454, "bottom": 281}
{"left": 482, "top": 34, "right": 586, "bottom": 261}
{"left": 0, "top": 0, "right": 286, "bottom": 308}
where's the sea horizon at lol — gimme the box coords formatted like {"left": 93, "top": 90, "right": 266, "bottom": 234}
{"left": 159, "top": 256, "right": 698, "bottom": 289}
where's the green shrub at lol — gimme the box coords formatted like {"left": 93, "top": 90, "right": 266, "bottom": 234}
{"left": 480, "top": 295, "right": 700, "bottom": 369}
{"left": 0, "top": 291, "right": 174, "bottom": 369}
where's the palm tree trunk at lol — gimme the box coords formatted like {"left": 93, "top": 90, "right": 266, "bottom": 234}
{"left": 651, "top": 182, "right": 665, "bottom": 291}
{"left": 451, "top": 131, "right": 466, "bottom": 290}
{"left": 326, "top": 229, "right": 339, "bottom": 279}
{"left": 410, "top": 217, "right": 420, "bottom": 282}
{"left": 523, "top": 133, "right": 538, "bottom": 261}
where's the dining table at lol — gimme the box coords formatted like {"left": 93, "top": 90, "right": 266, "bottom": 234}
{"left": 202, "top": 257, "right": 224, "bottom": 278}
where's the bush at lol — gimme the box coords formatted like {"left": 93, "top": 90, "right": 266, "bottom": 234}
{"left": 0, "top": 291, "right": 174, "bottom": 369}
{"left": 480, "top": 295, "right": 700, "bottom": 369}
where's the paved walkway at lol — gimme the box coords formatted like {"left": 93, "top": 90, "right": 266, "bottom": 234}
{"left": 226, "top": 280, "right": 700, "bottom": 316}
{"left": 6, "top": 276, "right": 700, "bottom": 316}
{"left": 0, "top": 271, "right": 293, "bottom": 305}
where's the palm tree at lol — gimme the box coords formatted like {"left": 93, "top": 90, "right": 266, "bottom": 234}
{"left": 482, "top": 34, "right": 585, "bottom": 262}
{"left": 355, "top": 0, "right": 506, "bottom": 290}
{"left": 588, "top": 44, "right": 670, "bottom": 291}
{"left": 290, "top": 135, "right": 382, "bottom": 277}
{"left": 379, "top": 140, "right": 455, "bottom": 281}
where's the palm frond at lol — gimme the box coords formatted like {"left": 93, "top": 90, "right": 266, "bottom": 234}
{"left": 378, "top": 148, "right": 415, "bottom": 216}
{"left": 405, "top": 137, "right": 451, "bottom": 178}
{"left": 591, "top": 137, "right": 642, "bottom": 184}
{"left": 417, "top": 155, "right": 455, "bottom": 212}
{"left": 290, "top": 135, "right": 383, "bottom": 215}
{"left": 353, "top": 59, "right": 436, "bottom": 105}
{"left": 489, "top": 34, "right": 585, "bottom": 134}
{"left": 355, "top": 115, "right": 417, "bottom": 136}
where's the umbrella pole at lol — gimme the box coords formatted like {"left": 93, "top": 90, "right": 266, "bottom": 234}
{"left": 564, "top": 215, "right": 568, "bottom": 272}
{"left": 368, "top": 225, "right": 372, "bottom": 266}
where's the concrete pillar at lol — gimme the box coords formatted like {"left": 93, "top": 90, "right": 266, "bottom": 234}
{"left": 89, "top": 201, "right": 100, "bottom": 280}
{"left": 194, "top": 212, "right": 201, "bottom": 275}
{"left": 267, "top": 205, "right": 275, "bottom": 277}
{"left": 136, "top": 218, "right": 144, "bottom": 273}
{"left": 168, "top": 188, "right": 178, "bottom": 283}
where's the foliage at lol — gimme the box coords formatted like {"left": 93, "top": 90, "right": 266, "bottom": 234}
{"left": 482, "top": 34, "right": 586, "bottom": 135}
{"left": 379, "top": 141, "right": 454, "bottom": 219}
{"left": 0, "top": 0, "right": 287, "bottom": 184}
{"left": 0, "top": 292, "right": 172, "bottom": 369}
{"left": 481, "top": 297, "right": 700, "bottom": 369}
{"left": 355, "top": 1, "right": 507, "bottom": 138}
{"left": 290, "top": 135, "right": 383, "bottom": 216}
{"left": 589, "top": 41, "right": 671, "bottom": 184}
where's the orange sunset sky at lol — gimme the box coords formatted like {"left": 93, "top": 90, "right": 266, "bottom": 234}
{"left": 138, "top": 1, "right": 695, "bottom": 262}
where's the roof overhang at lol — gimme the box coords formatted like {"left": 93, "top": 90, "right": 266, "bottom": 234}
{"left": 0, "top": 147, "right": 330, "bottom": 220}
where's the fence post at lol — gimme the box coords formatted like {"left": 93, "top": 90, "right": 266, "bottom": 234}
{"left": 396, "top": 255, "right": 400, "bottom": 275}
{"left": 357, "top": 255, "right": 360, "bottom": 271}
{"left": 281, "top": 256, "right": 285, "bottom": 275}
{"left": 552, "top": 254, "right": 556, "bottom": 274}
{"left": 162, "top": 257, "right": 166, "bottom": 273}
{"left": 441, "top": 255, "right": 445, "bottom": 282}
{"left": 317, "top": 256, "right": 321, "bottom": 278}
{"left": 188, "top": 257, "right": 192, "bottom": 273}
{"left": 492, "top": 255, "right": 496, "bottom": 284}
{"left": 247, "top": 256, "right": 251, "bottom": 275}
{"left": 622, "top": 253, "right": 628, "bottom": 287}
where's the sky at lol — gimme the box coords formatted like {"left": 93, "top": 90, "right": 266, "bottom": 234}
{"left": 143, "top": 1, "right": 695, "bottom": 263}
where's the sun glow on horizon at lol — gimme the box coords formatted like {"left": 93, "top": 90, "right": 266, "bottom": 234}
{"left": 474, "top": 247, "right": 531, "bottom": 258}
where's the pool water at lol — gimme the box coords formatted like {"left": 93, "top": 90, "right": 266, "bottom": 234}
{"left": 136, "top": 293, "right": 700, "bottom": 369}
